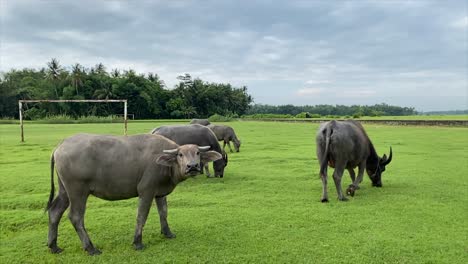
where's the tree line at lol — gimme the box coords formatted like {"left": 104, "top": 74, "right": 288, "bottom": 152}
{"left": 246, "top": 103, "right": 417, "bottom": 117}
{"left": 0, "top": 59, "right": 253, "bottom": 119}
{"left": 1, "top": 59, "right": 419, "bottom": 120}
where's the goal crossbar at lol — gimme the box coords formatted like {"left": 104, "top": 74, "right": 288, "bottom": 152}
{"left": 18, "top": 99, "right": 128, "bottom": 142}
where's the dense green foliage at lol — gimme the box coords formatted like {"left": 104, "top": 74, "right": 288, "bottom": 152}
{"left": 1, "top": 121, "right": 467, "bottom": 263}
{"left": 0, "top": 60, "right": 253, "bottom": 119}
{"left": 208, "top": 114, "right": 235, "bottom": 122}
{"left": 247, "top": 103, "right": 417, "bottom": 117}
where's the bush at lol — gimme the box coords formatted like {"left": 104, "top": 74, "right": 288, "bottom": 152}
{"left": 0, "top": 117, "right": 18, "bottom": 124}
{"left": 208, "top": 114, "right": 233, "bottom": 122}
{"left": 242, "top": 114, "right": 294, "bottom": 119}
{"left": 24, "top": 108, "right": 47, "bottom": 120}
{"left": 295, "top": 112, "right": 311, "bottom": 118}
{"left": 34, "top": 115, "right": 124, "bottom": 124}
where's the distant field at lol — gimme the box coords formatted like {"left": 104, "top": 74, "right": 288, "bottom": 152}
{"left": 355, "top": 115, "right": 468, "bottom": 120}
{"left": 244, "top": 115, "right": 468, "bottom": 121}
{"left": 1, "top": 115, "right": 467, "bottom": 125}
{"left": 1, "top": 121, "right": 467, "bottom": 263}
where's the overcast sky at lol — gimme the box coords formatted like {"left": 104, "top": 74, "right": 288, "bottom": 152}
{"left": 1, "top": 0, "right": 467, "bottom": 111}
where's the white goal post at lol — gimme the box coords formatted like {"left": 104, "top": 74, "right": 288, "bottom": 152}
{"left": 18, "top": 99, "right": 128, "bottom": 142}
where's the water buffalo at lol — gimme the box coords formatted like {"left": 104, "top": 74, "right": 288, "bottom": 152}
{"left": 316, "top": 120, "right": 393, "bottom": 202}
{"left": 190, "top": 119, "right": 211, "bottom": 126}
{"left": 46, "top": 133, "right": 221, "bottom": 255}
{"left": 207, "top": 124, "right": 242, "bottom": 153}
{"left": 151, "top": 124, "right": 228, "bottom": 177}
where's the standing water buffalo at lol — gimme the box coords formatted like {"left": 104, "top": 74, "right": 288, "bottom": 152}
{"left": 190, "top": 119, "right": 211, "bottom": 126}
{"left": 316, "top": 120, "right": 393, "bottom": 202}
{"left": 208, "top": 124, "right": 242, "bottom": 153}
{"left": 46, "top": 133, "right": 221, "bottom": 255}
{"left": 151, "top": 124, "right": 228, "bottom": 177}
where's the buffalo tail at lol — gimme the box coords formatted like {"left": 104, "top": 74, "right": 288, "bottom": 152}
{"left": 319, "top": 127, "right": 333, "bottom": 176}
{"left": 45, "top": 151, "right": 55, "bottom": 211}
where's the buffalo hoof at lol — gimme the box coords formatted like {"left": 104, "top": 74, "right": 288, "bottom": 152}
{"left": 338, "top": 196, "right": 349, "bottom": 202}
{"left": 86, "top": 247, "right": 102, "bottom": 256}
{"left": 346, "top": 187, "right": 355, "bottom": 197}
{"left": 321, "top": 198, "right": 329, "bottom": 203}
{"left": 162, "top": 231, "right": 176, "bottom": 239}
{"left": 134, "top": 243, "right": 145, "bottom": 251}
{"left": 49, "top": 246, "right": 63, "bottom": 254}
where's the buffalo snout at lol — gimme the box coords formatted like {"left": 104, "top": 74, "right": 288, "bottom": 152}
{"left": 186, "top": 162, "right": 201, "bottom": 174}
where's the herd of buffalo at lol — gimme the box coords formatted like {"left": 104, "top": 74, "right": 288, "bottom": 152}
{"left": 45, "top": 119, "right": 393, "bottom": 255}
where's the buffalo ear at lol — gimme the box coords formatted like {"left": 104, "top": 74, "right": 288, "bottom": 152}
{"left": 155, "top": 153, "right": 177, "bottom": 166}
{"left": 201, "top": 151, "right": 222, "bottom": 163}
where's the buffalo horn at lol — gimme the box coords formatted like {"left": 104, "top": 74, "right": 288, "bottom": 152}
{"left": 198, "top": 146, "right": 210, "bottom": 152}
{"left": 163, "top": 149, "right": 178, "bottom": 154}
{"left": 381, "top": 147, "right": 393, "bottom": 166}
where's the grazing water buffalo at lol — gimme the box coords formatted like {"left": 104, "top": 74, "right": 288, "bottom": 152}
{"left": 316, "top": 120, "right": 393, "bottom": 202}
{"left": 46, "top": 133, "right": 221, "bottom": 255}
{"left": 207, "top": 124, "right": 242, "bottom": 153}
{"left": 190, "top": 119, "right": 211, "bottom": 126}
{"left": 151, "top": 124, "right": 228, "bottom": 177}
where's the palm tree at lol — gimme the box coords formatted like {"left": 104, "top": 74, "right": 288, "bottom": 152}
{"left": 46, "top": 58, "right": 61, "bottom": 97}
{"left": 71, "top": 63, "right": 84, "bottom": 95}
{"left": 95, "top": 63, "right": 107, "bottom": 76}
{"left": 111, "top": 69, "right": 120, "bottom": 78}
{"left": 93, "top": 84, "right": 114, "bottom": 100}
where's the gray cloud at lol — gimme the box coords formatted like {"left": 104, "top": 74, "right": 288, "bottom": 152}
{"left": 1, "top": 0, "right": 466, "bottom": 111}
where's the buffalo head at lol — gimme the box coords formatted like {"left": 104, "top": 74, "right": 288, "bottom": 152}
{"left": 367, "top": 147, "right": 393, "bottom": 187}
{"left": 213, "top": 151, "right": 228, "bottom": 177}
{"left": 233, "top": 139, "right": 241, "bottom": 152}
{"left": 156, "top": 145, "right": 222, "bottom": 179}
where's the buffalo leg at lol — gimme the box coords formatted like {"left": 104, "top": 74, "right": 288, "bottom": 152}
{"left": 155, "top": 196, "right": 175, "bottom": 238}
{"left": 199, "top": 162, "right": 205, "bottom": 175}
{"left": 67, "top": 190, "right": 100, "bottom": 255}
{"left": 347, "top": 162, "right": 366, "bottom": 196}
{"left": 204, "top": 163, "right": 212, "bottom": 177}
{"left": 47, "top": 182, "right": 69, "bottom": 254}
{"left": 332, "top": 162, "right": 348, "bottom": 201}
{"left": 348, "top": 168, "right": 356, "bottom": 182}
{"left": 133, "top": 196, "right": 153, "bottom": 250}
{"left": 320, "top": 166, "right": 329, "bottom": 202}
{"left": 225, "top": 138, "right": 233, "bottom": 153}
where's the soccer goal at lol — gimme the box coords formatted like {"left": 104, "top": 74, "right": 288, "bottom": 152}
{"left": 18, "top": 99, "right": 128, "bottom": 142}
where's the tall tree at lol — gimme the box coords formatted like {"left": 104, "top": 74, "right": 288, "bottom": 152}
{"left": 46, "top": 58, "right": 62, "bottom": 98}
{"left": 71, "top": 63, "right": 84, "bottom": 95}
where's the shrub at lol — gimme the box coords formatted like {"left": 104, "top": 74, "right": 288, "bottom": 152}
{"left": 208, "top": 114, "right": 233, "bottom": 122}
{"left": 24, "top": 108, "right": 47, "bottom": 120}
{"left": 295, "top": 112, "right": 312, "bottom": 118}
{"left": 242, "top": 114, "right": 294, "bottom": 119}
{"left": 34, "top": 115, "right": 124, "bottom": 124}
{"left": 0, "top": 117, "right": 17, "bottom": 124}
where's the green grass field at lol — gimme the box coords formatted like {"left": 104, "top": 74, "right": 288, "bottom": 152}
{"left": 1, "top": 121, "right": 467, "bottom": 263}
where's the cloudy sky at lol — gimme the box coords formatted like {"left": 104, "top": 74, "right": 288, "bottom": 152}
{"left": 1, "top": 0, "right": 467, "bottom": 111}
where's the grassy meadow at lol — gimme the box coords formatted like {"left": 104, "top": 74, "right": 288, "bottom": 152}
{"left": 1, "top": 121, "right": 467, "bottom": 263}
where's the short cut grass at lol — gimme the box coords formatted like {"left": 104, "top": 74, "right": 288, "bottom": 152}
{"left": 0, "top": 121, "right": 467, "bottom": 263}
